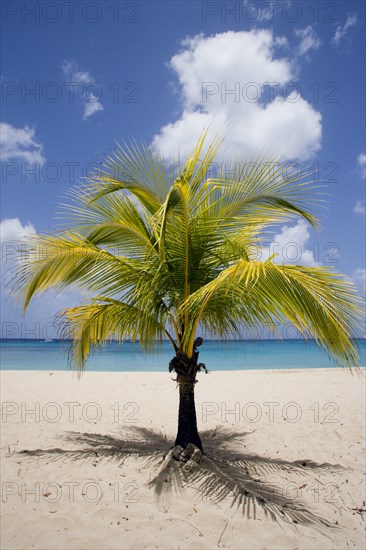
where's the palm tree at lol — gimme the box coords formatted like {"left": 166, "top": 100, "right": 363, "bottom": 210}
{"left": 15, "top": 131, "right": 361, "bottom": 454}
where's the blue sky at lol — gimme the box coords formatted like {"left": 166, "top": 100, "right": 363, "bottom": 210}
{"left": 0, "top": 0, "right": 365, "bottom": 338}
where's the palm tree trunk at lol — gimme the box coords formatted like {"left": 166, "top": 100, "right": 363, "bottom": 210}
{"left": 174, "top": 375, "right": 203, "bottom": 452}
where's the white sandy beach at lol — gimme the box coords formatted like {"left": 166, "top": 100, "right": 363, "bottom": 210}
{"left": 1, "top": 369, "right": 365, "bottom": 550}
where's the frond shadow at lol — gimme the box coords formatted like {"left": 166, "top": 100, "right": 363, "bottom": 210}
{"left": 17, "top": 425, "right": 342, "bottom": 531}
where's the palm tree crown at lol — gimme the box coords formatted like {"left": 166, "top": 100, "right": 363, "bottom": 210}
{"left": 16, "top": 131, "right": 361, "bottom": 372}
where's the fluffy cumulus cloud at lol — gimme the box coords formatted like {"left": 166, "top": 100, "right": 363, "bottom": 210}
{"left": 354, "top": 201, "right": 366, "bottom": 216}
{"left": 332, "top": 15, "right": 357, "bottom": 46}
{"left": 0, "top": 122, "right": 45, "bottom": 165}
{"left": 357, "top": 152, "right": 366, "bottom": 178}
{"left": 294, "top": 26, "right": 322, "bottom": 56}
{"left": 259, "top": 219, "right": 318, "bottom": 267}
{"left": 152, "top": 31, "right": 322, "bottom": 161}
{"left": 62, "top": 60, "right": 103, "bottom": 120}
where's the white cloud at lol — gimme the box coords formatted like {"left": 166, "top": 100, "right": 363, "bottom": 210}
{"left": 357, "top": 152, "right": 366, "bottom": 178}
{"left": 259, "top": 220, "right": 318, "bottom": 267}
{"left": 352, "top": 268, "right": 366, "bottom": 294}
{"left": 152, "top": 30, "right": 322, "bottom": 161}
{"left": 82, "top": 93, "right": 104, "bottom": 120}
{"left": 170, "top": 31, "right": 292, "bottom": 109}
{"left": 294, "top": 26, "right": 321, "bottom": 56}
{"left": 62, "top": 60, "right": 104, "bottom": 120}
{"left": 274, "top": 36, "right": 289, "bottom": 48}
{"left": 62, "top": 60, "right": 91, "bottom": 83}
{"left": 332, "top": 15, "right": 357, "bottom": 46}
{"left": 242, "top": 0, "right": 280, "bottom": 23}
{"left": 0, "top": 122, "right": 45, "bottom": 165}
{"left": 353, "top": 201, "right": 366, "bottom": 216}
{"left": 0, "top": 217, "right": 36, "bottom": 244}
{"left": 1, "top": 218, "right": 37, "bottom": 295}
{"left": 0, "top": 218, "right": 82, "bottom": 338}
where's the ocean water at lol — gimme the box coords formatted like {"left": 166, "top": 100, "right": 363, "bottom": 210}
{"left": 0, "top": 339, "right": 365, "bottom": 372}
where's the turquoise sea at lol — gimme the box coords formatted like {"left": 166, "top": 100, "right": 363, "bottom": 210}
{"left": 0, "top": 339, "right": 365, "bottom": 372}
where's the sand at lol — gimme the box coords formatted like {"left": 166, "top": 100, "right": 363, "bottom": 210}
{"left": 1, "top": 368, "right": 365, "bottom": 550}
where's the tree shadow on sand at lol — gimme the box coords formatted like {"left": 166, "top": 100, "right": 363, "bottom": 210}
{"left": 18, "top": 425, "right": 342, "bottom": 532}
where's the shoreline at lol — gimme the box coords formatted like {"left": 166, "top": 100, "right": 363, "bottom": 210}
{"left": 1, "top": 366, "right": 364, "bottom": 373}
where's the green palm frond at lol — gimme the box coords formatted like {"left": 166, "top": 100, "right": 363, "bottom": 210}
{"left": 84, "top": 140, "right": 168, "bottom": 212}
{"left": 59, "top": 298, "right": 176, "bottom": 370}
{"left": 180, "top": 260, "right": 361, "bottom": 365}
{"left": 14, "top": 130, "right": 363, "bottom": 371}
{"left": 15, "top": 233, "right": 146, "bottom": 309}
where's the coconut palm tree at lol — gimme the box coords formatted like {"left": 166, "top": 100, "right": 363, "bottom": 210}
{"left": 15, "top": 131, "right": 361, "bottom": 454}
